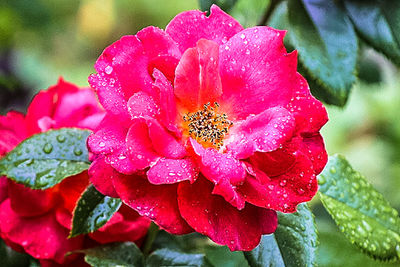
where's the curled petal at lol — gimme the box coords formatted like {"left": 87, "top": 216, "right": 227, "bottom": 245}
{"left": 287, "top": 75, "right": 328, "bottom": 134}
{"left": 191, "top": 139, "right": 246, "bottom": 186}
{"left": 300, "top": 133, "right": 328, "bottom": 174}
{"left": 226, "top": 107, "right": 295, "bottom": 159}
{"left": 175, "top": 39, "right": 222, "bottom": 111}
{"left": 153, "top": 69, "right": 179, "bottom": 133}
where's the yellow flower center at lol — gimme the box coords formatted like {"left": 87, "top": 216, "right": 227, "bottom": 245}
{"left": 183, "top": 102, "right": 233, "bottom": 149}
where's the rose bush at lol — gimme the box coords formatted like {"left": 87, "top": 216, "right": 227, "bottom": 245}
{"left": 0, "top": 79, "right": 150, "bottom": 266}
{"left": 88, "top": 5, "right": 328, "bottom": 251}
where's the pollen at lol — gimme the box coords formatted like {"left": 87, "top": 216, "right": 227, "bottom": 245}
{"left": 183, "top": 102, "right": 233, "bottom": 149}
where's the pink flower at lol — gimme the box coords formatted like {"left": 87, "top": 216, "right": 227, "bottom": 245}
{"left": 88, "top": 5, "right": 328, "bottom": 251}
{"left": 0, "top": 79, "right": 149, "bottom": 266}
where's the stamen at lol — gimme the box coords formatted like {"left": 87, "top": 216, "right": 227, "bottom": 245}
{"left": 183, "top": 102, "right": 233, "bottom": 149}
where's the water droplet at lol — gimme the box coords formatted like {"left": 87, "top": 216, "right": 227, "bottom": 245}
{"left": 330, "top": 167, "right": 336, "bottom": 174}
{"left": 43, "top": 143, "right": 53, "bottom": 154}
{"left": 318, "top": 175, "right": 326, "bottom": 185}
{"left": 105, "top": 65, "right": 113, "bottom": 74}
{"left": 73, "top": 148, "right": 83, "bottom": 156}
{"left": 57, "top": 135, "right": 66, "bottom": 143}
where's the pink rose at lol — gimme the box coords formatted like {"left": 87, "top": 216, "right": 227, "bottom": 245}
{"left": 88, "top": 5, "right": 328, "bottom": 251}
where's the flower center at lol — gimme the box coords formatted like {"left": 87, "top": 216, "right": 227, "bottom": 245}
{"left": 183, "top": 102, "right": 233, "bottom": 149}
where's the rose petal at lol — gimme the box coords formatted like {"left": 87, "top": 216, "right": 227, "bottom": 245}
{"left": 238, "top": 153, "right": 317, "bottom": 213}
{"left": 175, "top": 39, "right": 222, "bottom": 111}
{"left": 93, "top": 35, "right": 154, "bottom": 100}
{"left": 127, "top": 91, "right": 160, "bottom": 119}
{"left": 147, "top": 158, "right": 198, "bottom": 185}
{"left": 89, "top": 205, "right": 150, "bottom": 244}
{"left": 0, "top": 111, "right": 27, "bottom": 156}
{"left": 7, "top": 180, "right": 57, "bottom": 217}
{"left": 112, "top": 173, "right": 193, "bottom": 234}
{"left": 147, "top": 118, "right": 186, "bottom": 159}
{"left": 219, "top": 27, "right": 297, "bottom": 120}
{"left": 88, "top": 157, "right": 119, "bottom": 198}
{"left": 166, "top": 5, "right": 243, "bottom": 53}
{"left": 152, "top": 69, "right": 179, "bottom": 133}
{"left": 191, "top": 139, "right": 246, "bottom": 186}
{"left": 226, "top": 107, "right": 295, "bottom": 159}
{"left": 287, "top": 74, "right": 328, "bottom": 134}
{"left": 177, "top": 178, "right": 277, "bottom": 251}
{"left": 0, "top": 200, "right": 83, "bottom": 264}
{"left": 300, "top": 133, "right": 328, "bottom": 174}
{"left": 53, "top": 88, "right": 104, "bottom": 130}
{"left": 126, "top": 118, "right": 159, "bottom": 170}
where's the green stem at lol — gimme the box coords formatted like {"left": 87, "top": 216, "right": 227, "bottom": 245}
{"left": 142, "top": 222, "right": 159, "bottom": 256}
{"left": 258, "top": 0, "right": 282, "bottom": 26}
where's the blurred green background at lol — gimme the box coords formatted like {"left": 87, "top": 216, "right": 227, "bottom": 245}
{"left": 0, "top": 0, "right": 399, "bottom": 266}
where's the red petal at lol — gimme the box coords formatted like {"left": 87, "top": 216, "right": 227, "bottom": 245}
{"left": 127, "top": 91, "right": 160, "bottom": 119}
{"left": 7, "top": 180, "right": 57, "bottom": 217}
{"left": 166, "top": 5, "right": 243, "bottom": 53}
{"left": 88, "top": 157, "right": 119, "bottom": 198}
{"left": 0, "top": 177, "right": 7, "bottom": 203}
{"left": 175, "top": 39, "right": 222, "bottom": 111}
{"left": 147, "top": 118, "right": 186, "bottom": 159}
{"left": 238, "top": 153, "right": 317, "bottom": 213}
{"left": 137, "top": 26, "right": 181, "bottom": 60}
{"left": 0, "top": 199, "right": 84, "bottom": 264}
{"left": 89, "top": 205, "right": 150, "bottom": 244}
{"left": 219, "top": 27, "right": 297, "bottom": 120}
{"left": 126, "top": 118, "right": 159, "bottom": 170}
{"left": 112, "top": 173, "right": 192, "bottom": 234}
{"left": 152, "top": 69, "right": 179, "bottom": 133}
{"left": 53, "top": 88, "right": 104, "bottom": 130}
{"left": 93, "top": 35, "right": 154, "bottom": 99}
{"left": 147, "top": 158, "right": 198, "bottom": 185}
{"left": 0, "top": 111, "right": 27, "bottom": 156}
{"left": 87, "top": 115, "right": 136, "bottom": 174}
{"left": 300, "top": 133, "right": 328, "bottom": 175}
{"left": 177, "top": 178, "right": 277, "bottom": 251}
{"left": 58, "top": 173, "right": 89, "bottom": 213}
{"left": 249, "top": 137, "right": 300, "bottom": 177}
{"left": 287, "top": 74, "right": 328, "bottom": 134}
{"left": 226, "top": 107, "right": 295, "bottom": 159}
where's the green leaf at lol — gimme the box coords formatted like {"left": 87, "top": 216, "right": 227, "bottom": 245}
{"left": 82, "top": 242, "right": 145, "bottom": 267}
{"left": 146, "top": 249, "right": 213, "bottom": 267}
{"left": 0, "top": 128, "right": 90, "bottom": 189}
{"left": 275, "top": 203, "right": 318, "bottom": 266}
{"left": 70, "top": 185, "right": 122, "bottom": 237}
{"left": 205, "top": 245, "right": 249, "bottom": 267}
{"left": 244, "top": 203, "right": 318, "bottom": 267}
{"left": 199, "top": 0, "right": 238, "bottom": 12}
{"left": 244, "top": 235, "right": 284, "bottom": 267}
{"left": 344, "top": 0, "right": 400, "bottom": 66}
{"left": 318, "top": 154, "right": 400, "bottom": 261}
{"left": 287, "top": 0, "right": 358, "bottom": 106}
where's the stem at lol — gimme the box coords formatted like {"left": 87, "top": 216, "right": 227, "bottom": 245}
{"left": 142, "top": 222, "right": 159, "bottom": 256}
{"left": 258, "top": 0, "right": 282, "bottom": 26}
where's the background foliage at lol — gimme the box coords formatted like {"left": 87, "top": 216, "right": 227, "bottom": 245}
{"left": 1, "top": 0, "right": 400, "bottom": 266}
